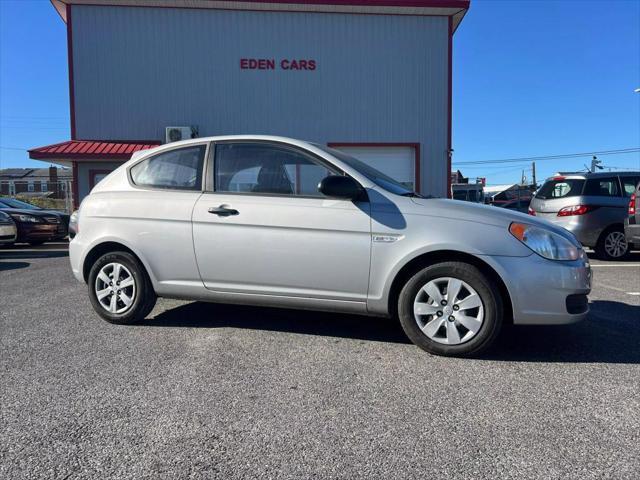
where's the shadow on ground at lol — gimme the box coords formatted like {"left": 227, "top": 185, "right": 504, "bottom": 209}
{"left": 0, "top": 261, "right": 30, "bottom": 272}
{"left": 141, "top": 299, "right": 639, "bottom": 363}
{"left": 0, "top": 250, "right": 68, "bottom": 260}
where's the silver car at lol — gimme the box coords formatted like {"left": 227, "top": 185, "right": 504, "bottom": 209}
{"left": 69, "top": 136, "right": 591, "bottom": 357}
{"left": 529, "top": 171, "right": 640, "bottom": 260}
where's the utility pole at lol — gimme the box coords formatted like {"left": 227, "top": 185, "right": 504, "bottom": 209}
{"left": 532, "top": 161, "right": 537, "bottom": 188}
{"left": 591, "top": 155, "right": 602, "bottom": 172}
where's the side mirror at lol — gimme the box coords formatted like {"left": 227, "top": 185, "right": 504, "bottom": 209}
{"left": 318, "top": 175, "right": 363, "bottom": 200}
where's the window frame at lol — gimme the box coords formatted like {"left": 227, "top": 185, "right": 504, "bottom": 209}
{"left": 204, "top": 140, "right": 354, "bottom": 199}
{"left": 127, "top": 142, "right": 210, "bottom": 192}
{"left": 583, "top": 176, "right": 622, "bottom": 198}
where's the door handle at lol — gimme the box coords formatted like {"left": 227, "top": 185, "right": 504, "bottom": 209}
{"left": 208, "top": 205, "right": 239, "bottom": 216}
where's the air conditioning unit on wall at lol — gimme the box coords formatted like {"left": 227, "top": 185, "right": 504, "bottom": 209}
{"left": 165, "top": 126, "right": 198, "bottom": 143}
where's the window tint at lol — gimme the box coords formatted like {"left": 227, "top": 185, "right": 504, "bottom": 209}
{"left": 130, "top": 145, "right": 206, "bottom": 190}
{"left": 621, "top": 177, "right": 640, "bottom": 197}
{"left": 535, "top": 179, "right": 585, "bottom": 199}
{"left": 583, "top": 177, "right": 620, "bottom": 197}
{"left": 215, "top": 143, "right": 336, "bottom": 196}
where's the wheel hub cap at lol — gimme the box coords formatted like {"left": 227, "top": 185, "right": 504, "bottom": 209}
{"left": 413, "top": 277, "right": 485, "bottom": 345}
{"left": 95, "top": 262, "right": 136, "bottom": 314}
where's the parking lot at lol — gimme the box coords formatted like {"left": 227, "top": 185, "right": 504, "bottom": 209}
{"left": 1, "top": 243, "right": 639, "bottom": 479}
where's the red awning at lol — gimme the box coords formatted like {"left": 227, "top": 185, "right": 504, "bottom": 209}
{"left": 28, "top": 140, "right": 160, "bottom": 161}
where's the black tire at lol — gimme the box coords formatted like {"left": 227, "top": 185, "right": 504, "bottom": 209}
{"left": 397, "top": 261, "right": 503, "bottom": 357}
{"left": 594, "top": 226, "right": 629, "bottom": 261}
{"left": 87, "top": 251, "right": 157, "bottom": 325}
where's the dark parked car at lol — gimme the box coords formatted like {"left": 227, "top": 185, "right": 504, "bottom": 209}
{"left": 0, "top": 198, "right": 69, "bottom": 246}
{"left": 0, "top": 210, "right": 17, "bottom": 245}
{"left": 624, "top": 181, "right": 640, "bottom": 248}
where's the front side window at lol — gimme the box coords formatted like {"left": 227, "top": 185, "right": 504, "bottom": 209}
{"left": 130, "top": 145, "right": 206, "bottom": 190}
{"left": 583, "top": 177, "right": 620, "bottom": 197}
{"left": 214, "top": 143, "right": 336, "bottom": 197}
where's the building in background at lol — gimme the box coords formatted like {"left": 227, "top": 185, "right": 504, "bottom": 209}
{"left": 0, "top": 166, "right": 72, "bottom": 199}
{"left": 28, "top": 0, "right": 470, "bottom": 206}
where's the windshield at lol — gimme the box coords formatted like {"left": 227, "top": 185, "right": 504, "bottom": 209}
{"left": 535, "top": 179, "right": 585, "bottom": 200}
{"left": 314, "top": 144, "right": 416, "bottom": 196}
{"left": 0, "top": 198, "right": 41, "bottom": 210}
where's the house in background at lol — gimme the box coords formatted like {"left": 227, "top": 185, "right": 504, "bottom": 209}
{"left": 28, "top": 0, "right": 470, "bottom": 207}
{"left": 0, "top": 166, "right": 72, "bottom": 199}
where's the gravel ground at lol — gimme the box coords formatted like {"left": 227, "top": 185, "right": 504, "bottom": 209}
{"left": 1, "top": 243, "right": 639, "bottom": 479}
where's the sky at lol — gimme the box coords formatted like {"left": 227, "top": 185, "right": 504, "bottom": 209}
{"left": 0, "top": 0, "right": 639, "bottom": 186}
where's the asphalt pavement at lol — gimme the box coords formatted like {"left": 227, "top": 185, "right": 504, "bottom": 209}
{"left": 1, "top": 243, "right": 639, "bottom": 479}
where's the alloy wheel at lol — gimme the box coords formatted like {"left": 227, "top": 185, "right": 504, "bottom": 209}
{"left": 413, "top": 277, "right": 484, "bottom": 345}
{"left": 604, "top": 231, "right": 628, "bottom": 259}
{"left": 94, "top": 262, "right": 136, "bottom": 314}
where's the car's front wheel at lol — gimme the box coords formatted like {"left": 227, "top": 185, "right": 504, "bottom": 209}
{"left": 397, "top": 261, "right": 503, "bottom": 357}
{"left": 88, "top": 251, "right": 157, "bottom": 324}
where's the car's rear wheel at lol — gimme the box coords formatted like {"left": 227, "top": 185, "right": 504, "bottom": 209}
{"left": 595, "top": 227, "right": 629, "bottom": 261}
{"left": 397, "top": 261, "right": 503, "bottom": 357}
{"left": 88, "top": 251, "right": 156, "bottom": 324}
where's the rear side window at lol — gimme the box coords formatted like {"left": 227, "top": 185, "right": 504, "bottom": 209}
{"left": 583, "top": 177, "right": 620, "bottom": 197}
{"left": 130, "top": 145, "right": 206, "bottom": 190}
{"left": 621, "top": 177, "right": 640, "bottom": 197}
{"left": 535, "top": 179, "right": 584, "bottom": 199}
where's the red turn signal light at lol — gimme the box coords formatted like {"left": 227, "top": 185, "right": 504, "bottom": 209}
{"left": 527, "top": 206, "right": 536, "bottom": 216}
{"left": 557, "top": 205, "right": 595, "bottom": 217}
{"left": 629, "top": 193, "right": 636, "bottom": 216}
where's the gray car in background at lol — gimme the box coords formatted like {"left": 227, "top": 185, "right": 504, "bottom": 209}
{"left": 529, "top": 171, "right": 640, "bottom": 260}
{"left": 624, "top": 181, "right": 640, "bottom": 247}
{"left": 69, "top": 136, "right": 591, "bottom": 357}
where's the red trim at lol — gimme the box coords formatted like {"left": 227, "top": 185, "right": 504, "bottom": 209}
{"left": 327, "top": 142, "right": 421, "bottom": 192}
{"left": 446, "top": 15, "right": 453, "bottom": 198}
{"left": 66, "top": 4, "right": 76, "bottom": 140}
{"left": 72, "top": 160, "right": 79, "bottom": 209}
{"left": 28, "top": 140, "right": 160, "bottom": 160}
{"left": 88, "top": 169, "right": 113, "bottom": 189}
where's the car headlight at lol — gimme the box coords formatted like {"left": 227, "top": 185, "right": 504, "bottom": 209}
{"left": 12, "top": 214, "right": 40, "bottom": 223}
{"left": 509, "top": 222, "right": 580, "bottom": 261}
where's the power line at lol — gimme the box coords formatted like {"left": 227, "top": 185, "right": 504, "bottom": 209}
{"left": 453, "top": 147, "right": 640, "bottom": 166}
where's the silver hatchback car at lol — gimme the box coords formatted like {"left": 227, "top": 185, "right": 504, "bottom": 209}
{"left": 70, "top": 136, "right": 591, "bottom": 357}
{"left": 529, "top": 171, "right": 640, "bottom": 260}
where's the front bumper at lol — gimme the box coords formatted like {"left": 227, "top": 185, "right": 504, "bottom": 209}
{"left": 483, "top": 251, "right": 591, "bottom": 325}
{"left": 0, "top": 224, "right": 17, "bottom": 243}
{"left": 16, "top": 223, "right": 68, "bottom": 242}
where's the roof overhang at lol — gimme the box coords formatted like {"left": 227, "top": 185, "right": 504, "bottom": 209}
{"left": 28, "top": 140, "right": 160, "bottom": 166}
{"left": 51, "top": 0, "right": 470, "bottom": 31}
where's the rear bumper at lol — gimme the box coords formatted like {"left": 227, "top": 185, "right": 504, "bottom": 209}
{"left": 625, "top": 220, "right": 640, "bottom": 246}
{"left": 483, "top": 251, "right": 591, "bottom": 325}
{"left": 542, "top": 217, "right": 601, "bottom": 247}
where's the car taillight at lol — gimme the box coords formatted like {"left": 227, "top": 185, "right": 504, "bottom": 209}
{"left": 527, "top": 206, "right": 536, "bottom": 216}
{"left": 557, "top": 205, "right": 595, "bottom": 217}
{"left": 629, "top": 193, "right": 636, "bottom": 215}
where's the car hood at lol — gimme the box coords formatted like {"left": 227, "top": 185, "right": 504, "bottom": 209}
{"left": 408, "top": 198, "right": 579, "bottom": 244}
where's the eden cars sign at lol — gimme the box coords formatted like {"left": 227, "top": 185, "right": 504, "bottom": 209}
{"left": 240, "top": 58, "right": 317, "bottom": 71}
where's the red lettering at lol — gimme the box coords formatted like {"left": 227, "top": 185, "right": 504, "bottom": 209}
{"left": 299, "top": 60, "right": 308, "bottom": 70}
{"left": 248, "top": 59, "right": 258, "bottom": 69}
{"left": 290, "top": 60, "right": 299, "bottom": 70}
{"left": 240, "top": 58, "right": 249, "bottom": 69}
{"left": 308, "top": 60, "right": 316, "bottom": 71}
{"left": 266, "top": 59, "right": 275, "bottom": 70}
{"left": 280, "top": 59, "right": 290, "bottom": 70}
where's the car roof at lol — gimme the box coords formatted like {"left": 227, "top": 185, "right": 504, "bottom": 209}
{"left": 548, "top": 170, "right": 640, "bottom": 180}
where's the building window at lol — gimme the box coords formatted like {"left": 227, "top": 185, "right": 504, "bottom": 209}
{"left": 130, "top": 145, "right": 206, "bottom": 190}
{"left": 41, "top": 180, "right": 48, "bottom": 192}
{"left": 9, "top": 182, "right": 16, "bottom": 195}
{"left": 27, "top": 182, "right": 35, "bottom": 192}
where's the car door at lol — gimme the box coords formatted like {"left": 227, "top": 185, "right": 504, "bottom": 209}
{"left": 192, "top": 141, "right": 372, "bottom": 304}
